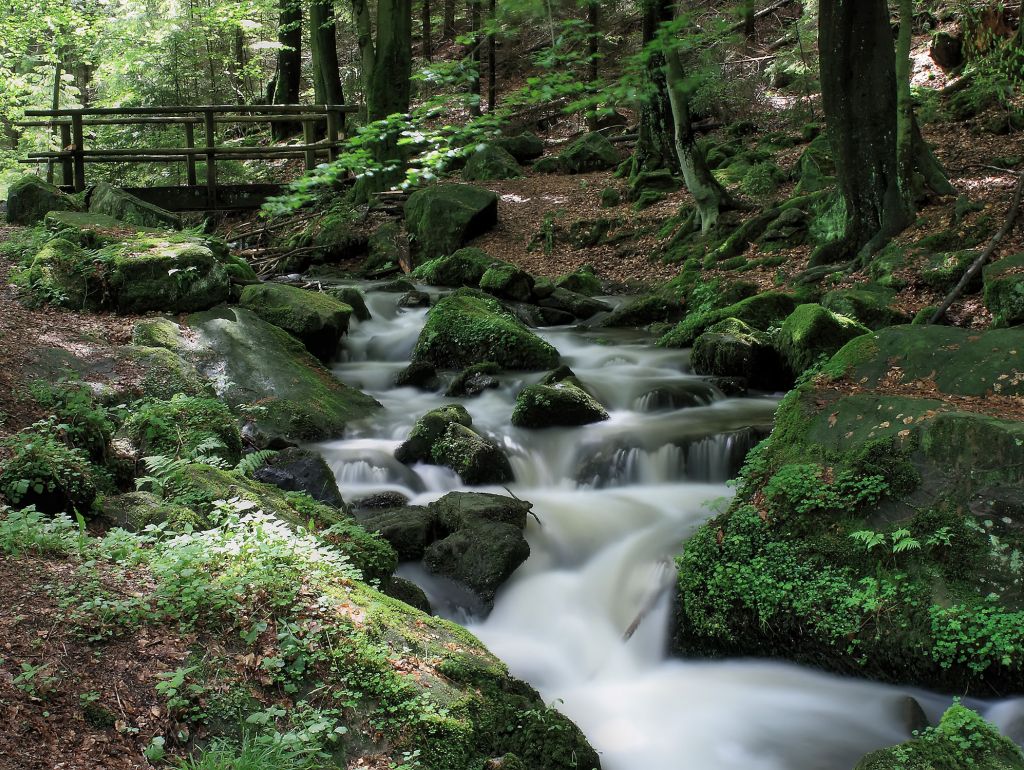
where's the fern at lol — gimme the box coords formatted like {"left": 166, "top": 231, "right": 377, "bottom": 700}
{"left": 136, "top": 454, "right": 190, "bottom": 496}
{"left": 235, "top": 450, "right": 278, "bottom": 478}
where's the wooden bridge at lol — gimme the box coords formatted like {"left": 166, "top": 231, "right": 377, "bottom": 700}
{"left": 16, "top": 104, "right": 356, "bottom": 211}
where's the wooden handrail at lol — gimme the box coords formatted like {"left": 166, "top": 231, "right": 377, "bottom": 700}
{"left": 23, "top": 104, "right": 354, "bottom": 117}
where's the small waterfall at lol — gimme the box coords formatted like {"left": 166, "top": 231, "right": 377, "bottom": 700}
{"left": 312, "top": 286, "right": 1024, "bottom": 770}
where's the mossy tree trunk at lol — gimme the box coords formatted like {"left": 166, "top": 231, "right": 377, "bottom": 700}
{"left": 442, "top": 0, "right": 456, "bottom": 39}
{"left": 271, "top": 0, "right": 303, "bottom": 139}
{"left": 421, "top": 0, "right": 433, "bottom": 59}
{"left": 311, "top": 0, "right": 344, "bottom": 107}
{"left": 631, "top": 0, "right": 679, "bottom": 177}
{"left": 817, "top": 0, "right": 912, "bottom": 264}
{"left": 665, "top": 47, "right": 730, "bottom": 234}
{"left": 468, "top": 0, "right": 482, "bottom": 116}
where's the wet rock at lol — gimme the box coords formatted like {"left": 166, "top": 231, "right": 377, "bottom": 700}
{"left": 353, "top": 491, "right": 411, "bottom": 510}
{"left": 446, "top": 362, "right": 502, "bottom": 397}
{"left": 395, "top": 360, "right": 440, "bottom": 390}
{"left": 691, "top": 318, "right": 792, "bottom": 391}
{"left": 395, "top": 404, "right": 474, "bottom": 464}
{"left": 512, "top": 369, "right": 609, "bottom": 428}
{"left": 372, "top": 278, "right": 416, "bottom": 293}
{"left": 240, "top": 282, "right": 352, "bottom": 361}
{"left": 411, "top": 247, "right": 497, "bottom": 288}
{"left": 397, "top": 290, "right": 431, "bottom": 309}
{"left": 539, "top": 307, "right": 576, "bottom": 326}
{"left": 355, "top": 505, "right": 440, "bottom": 560}
{"left": 384, "top": 576, "right": 432, "bottom": 613}
{"left": 328, "top": 286, "right": 372, "bottom": 321}
{"left": 480, "top": 263, "right": 535, "bottom": 303}
{"left": 252, "top": 447, "right": 346, "bottom": 508}
{"left": 538, "top": 287, "right": 611, "bottom": 320}
{"left": 432, "top": 422, "right": 515, "bottom": 485}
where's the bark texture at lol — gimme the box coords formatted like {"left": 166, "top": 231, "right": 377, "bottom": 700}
{"left": 271, "top": 0, "right": 303, "bottom": 138}
{"left": 631, "top": 0, "right": 679, "bottom": 176}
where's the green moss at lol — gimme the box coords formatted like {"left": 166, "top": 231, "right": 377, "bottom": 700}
{"left": 554, "top": 266, "right": 602, "bottom": 297}
{"left": 480, "top": 263, "right": 535, "bottom": 302}
{"left": 6, "top": 175, "right": 82, "bottom": 225}
{"left": 463, "top": 144, "right": 522, "bottom": 181}
{"left": 121, "top": 345, "right": 212, "bottom": 400}
{"left": 430, "top": 422, "right": 514, "bottom": 485}
{"left": 658, "top": 291, "right": 797, "bottom": 349}
{"left": 511, "top": 380, "right": 608, "bottom": 428}
{"left": 820, "top": 285, "right": 909, "bottom": 329}
{"left": 411, "top": 247, "right": 497, "bottom": 288}
{"left": 984, "top": 252, "right": 1024, "bottom": 327}
{"left": 412, "top": 289, "right": 560, "bottom": 371}
{"left": 395, "top": 404, "right": 473, "bottom": 464}
{"left": 404, "top": 184, "right": 498, "bottom": 261}
{"left": 88, "top": 182, "right": 182, "bottom": 230}
{"left": 100, "top": 491, "right": 203, "bottom": 531}
{"left": 558, "top": 132, "right": 619, "bottom": 173}
{"left": 240, "top": 282, "right": 352, "bottom": 360}
{"left": 776, "top": 303, "right": 870, "bottom": 375}
{"left": 122, "top": 394, "right": 242, "bottom": 465}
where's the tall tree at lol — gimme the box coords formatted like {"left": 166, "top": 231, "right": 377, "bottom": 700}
{"left": 270, "top": 0, "right": 303, "bottom": 139}
{"left": 486, "top": 0, "right": 496, "bottom": 111}
{"left": 468, "top": 0, "right": 482, "bottom": 116}
{"left": 422, "top": 0, "right": 433, "bottom": 60}
{"left": 442, "top": 0, "right": 457, "bottom": 40}
{"left": 311, "top": 0, "right": 345, "bottom": 106}
{"left": 631, "top": 0, "right": 678, "bottom": 177}
{"left": 352, "top": 0, "right": 413, "bottom": 121}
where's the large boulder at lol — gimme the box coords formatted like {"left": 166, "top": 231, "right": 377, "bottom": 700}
{"left": 395, "top": 405, "right": 514, "bottom": 485}
{"left": 511, "top": 369, "right": 609, "bottom": 428}
{"left": 404, "top": 184, "right": 499, "bottom": 261}
{"left": 673, "top": 325, "right": 1024, "bottom": 695}
{"left": 411, "top": 247, "right": 497, "bottom": 288}
{"left": 691, "top": 318, "right": 791, "bottom": 391}
{"left": 355, "top": 504, "right": 440, "bottom": 561}
{"left": 775, "top": 303, "right": 870, "bottom": 375}
{"left": 558, "top": 132, "right": 619, "bottom": 173}
{"left": 554, "top": 267, "right": 602, "bottom": 297}
{"left": 412, "top": 289, "right": 560, "bottom": 371}
{"left": 240, "top": 282, "right": 352, "bottom": 361}
{"left": 855, "top": 703, "right": 1024, "bottom": 770}
{"left": 88, "top": 182, "right": 183, "bottom": 230}
{"left": 423, "top": 492, "right": 532, "bottom": 609}
{"left": 6, "top": 175, "right": 81, "bottom": 225}
{"left": 252, "top": 447, "right": 346, "bottom": 508}
{"left": 133, "top": 307, "right": 379, "bottom": 446}
{"left": 494, "top": 131, "right": 545, "bottom": 162}
{"left": 984, "top": 252, "right": 1024, "bottom": 327}
{"left": 25, "top": 231, "right": 236, "bottom": 314}
{"left": 659, "top": 291, "right": 798, "bottom": 349}
{"left": 820, "top": 285, "right": 910, "bottom": 330}
{"left": 463, "top": 144, "right": 522, "bottom": 181}
{"left": 480, "top": 263, "right": 535, "bottom": 302}
{"left": 602, "top": 294, "right": 685, "bottom": 328}
{"left": 538, "top": 287, "right": 611, "bottom": 320}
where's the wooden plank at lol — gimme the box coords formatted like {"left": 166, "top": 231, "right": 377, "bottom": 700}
{"left": 71, "top": 114, "right": 86, "bottom": 191}
{"left": 24, "top": 104, "right": 354, "bottom": 117}
{"left": 27, "top": 142, "right": 341, "bottom": 159}
{"left": 122, "top": 184, "right": 285, "bottom": 211}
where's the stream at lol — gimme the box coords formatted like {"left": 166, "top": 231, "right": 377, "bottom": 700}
{"left": 313, "top": 285, "right": 1024, "bottom": 770}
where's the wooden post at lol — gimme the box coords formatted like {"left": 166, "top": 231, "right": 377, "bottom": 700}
{"left": 302, "top": 119, "right": 317, "bottom": 170}
{"left": 184, "top": 121, "right": 198, "bottom": 185}
{"left": 204, "top": 109, "right": 217, "bottom": 209}
{"left": 59, "top": 123, "right": 73, "bottom": 187}
{"left": 326, "top": 108, "right": 340, "bottom": 161}
{"left": 71, "top": 113, "right": 86, "bottom": 191}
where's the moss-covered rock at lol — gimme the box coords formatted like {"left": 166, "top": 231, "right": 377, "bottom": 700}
{"left": 100, "top": 491, "right": 202, "bottom": 531}
{"left": 494, "top": 132, "right": 544, "bottom": 162}
{"left": 88, "top": 182, "right": 183, "bottom": 230}
{"left": 25, "top": 231, "right": 233, "bottom": 314}
{"left": 395, "top": 404, "right": 474, "bottom": 465}
{"left": 328, "top": 286, "right": 372, "bottom": 321}
{"left": 480, "top": 263, "right": 535, "bottom": 302}
{"left": 854, "top": 703, "right": 1024, "bottom": 770}
{"left": 405, "top": 184, "right": 499, "bottom": 261}
{"left": 776, "top": 303, "right": 870, "bottom": 375}
{"left": 820, "top": 286, "right": 910, "bottom": 329}
{"left": 363, "top": 220, "right": 406, "bottom": 275}
{"left": 659, "top": 291, "right": 797, "bottom": 349}
{"left": 423, "top": 492, "right": 531, "bottom": 608}
{"left": 395, "top": 360, "right": 441, "bottom": 390}
{"left": 554, "top": 266, "right": 602, "bottom": 297}
{"left": 691, "top": 318, "right": 791, "bottom": 390}
{"left": 672, "top": 325, "right": 1024, "bottom": 695}
{"left": 411, "top": 247, "right": 497, "bottom": 288}
{"left": 558, "top": 132, "right": 619, "bottom": 173}
{"left": 511, "top": 369, "right": 608, "bottom": 428}
{"left": 602, "top": 294, "right": 685, "bottom": 327}
{"left": 133, "top": 307, "right": 380, "bottom": 446}
{"left": 0, "top": 429, "right": 99, "bottom": 514}
{"left": 252, "top": 447, "right": 345, "bottom": 508}
{"left": 538, "top": 287, "right": 610, "bottom": 320}
{"left": 412, "top": 289, "right": 560, "bottom": 371}
{"left": 395, "top": 405, "right": 513, "bottom": 485}
{"left": 628, "top": 169, "right": 679, "bottom": 201}
{"left": 240, "top": 282, "right": 352, "bottom": 361}
{"left": 984, "top": 252, "right": 1024, "bottom": 327}
{"left": 355, "top": 504, "right": 440, "bottom": 560}
{"left": 6, "top": 175, "right": 82, "bottom": 225}
{"left": 122, "top": 394, "right": 242, "bottom": 465}
{"left": 533, "top": 156, "right": 561, "bottom": 174}
{"left": 920, "top": 250, "right": 978, "bottom": 293}
{"left": 463, "top": 144, "right": 523, "bottom": 181}
{"left": 446, "top": 362, "right": 502, "bottom": 397}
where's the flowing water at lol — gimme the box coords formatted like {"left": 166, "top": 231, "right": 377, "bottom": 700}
{"left": 314, "top": 284, "right": 1024, "bottom": 770}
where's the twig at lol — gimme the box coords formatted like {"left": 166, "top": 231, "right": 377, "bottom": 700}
{"left": 929, "top": 172, "right": 1024, "bottom": 325}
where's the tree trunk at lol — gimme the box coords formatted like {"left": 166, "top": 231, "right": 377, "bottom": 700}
{"left": 271, "top": 0, "right": 303, "bottom": 139}
{"left": 742, "top": 0, "right": 756, "bottom": 40}
{"left": 586, "top": 0, "right": 599, "bottom": 130}
{"left": 422, "top": 0, "right": 433, "bottom": 59}
{"left": 468, "top": 0, "right": 482, "bottom": 116}
{"left": 487, "top": 0, "right": 496, "bottom": 110}
{"left": 895, "top": 0, "right": 916, "bottom": 217}
{"left": 817, "top": 0, "right": 911, "bottom": 264}
{"left": 367, "top": 0, "right": 413, "bottom": 120}
{"left": 311, "top": 0, "right": 345, "bottom": 106}
{"left": 631, "top": 0, "right": 679, "bottom": 177}
{"left": 665, "top": 47, "right": 730, "bottom": 234}
{"left": 443, "top": 0, "right": 457, "bottom": 40}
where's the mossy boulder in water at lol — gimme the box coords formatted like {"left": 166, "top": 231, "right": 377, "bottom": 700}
{"left": 602, "top": 294, "right": 685, "bottom": 328}
{"left": 558, "top": 132, "right": 619, "bottom": 173}
{"left": 463, "top": 144, "right": 522, "bottom": 181}
{"left": 691, "top": 318, "right": 791, "bottom": 391}
{"left": 659, "top": 291, "right": 797, "bottom": 349}
{"left": 775, "top": 303, "right": 870, "bottom": 375}
{"left": 412, "top": 289, "right": 560, "bottom": 370}
{"left": 395, "top": 404, "right": 513, "bottom": 485}
{"left": 511, "top": 369, "right": 608, "bottom": 428}
{"left": 411, "top": 247, "right": 497, "bottom": 288}
{"left": 88, "top": 182, "right": 183, "bottom": 230}
{"left": 121, "top": 394, "right": 242, "bottom": 465}
{"left": 423, "top": 492, "right": 532, "bottom": 609}
{"left": 405, "top": 183, "right": 499, "bottom": 261}
{"left": 25, "top": 231, "right": 234, "bottom": 314}
{"left": 240, "top": 282, "right": 352, "bottom": 361}
{"left": 252, "top": 447, "right": 346, "bottom": 508}
{"left": 133, "top": 307, "right": 379, "bottom": 446}
{"left": 6, "top": 175, "right": 82, "bottom": 225}
{"left": 984, "top": 252, "right": 1024, "bottom": 327}
{"left": 446, "top": 362, "right": 502, "bottom": 397}
{"left": 854, "top": 703, "right": 1024, "bottom": 770}
{"left": 480, "top": 263, "right": 535, "bottom": 302}
{"left": 673, "top": 324, "right": 1024, "bottom": 695}
{"left": 538, "top": 287, "right": 611, "bottom": 320}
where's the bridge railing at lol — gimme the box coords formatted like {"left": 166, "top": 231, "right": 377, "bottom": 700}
{"left": 15, "top": 104, "right": 356, "bottom": 209}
